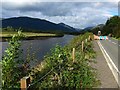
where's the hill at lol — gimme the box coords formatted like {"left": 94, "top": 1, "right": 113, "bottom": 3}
{"left": 102, "top": 16, "right": 120, "bottom": 38}
{"left": 1, "top": 17, "right": 79, "bottom": 34}
{"left": 90, "top": 16, "right": 120, "bottom": 38}
{"left": 58, "top": 23, "right": 75, "bottom": 30}
{"left": 90, "top": 24, "right": 104, "bottom": 35}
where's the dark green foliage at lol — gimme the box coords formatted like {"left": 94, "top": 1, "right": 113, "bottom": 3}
{"left": 30, "top": 33, "right": 99, "bottom": 89}
{"left": 2, "top": 27, "right": 22, "bottom": 32}
{"left": 103, "top": 16, "right": 120, "bottom": 38}
{"left": 2, "top": 26, "right": 15, "bottom": 32}
{"left": 1, "top": 31, "right": 29, "bottom": 89}
{"left": 91, "top": 27, "right": 101, "bottom": 35}
{"left": 91, "top": 16, "right": 120, "bottom": 38}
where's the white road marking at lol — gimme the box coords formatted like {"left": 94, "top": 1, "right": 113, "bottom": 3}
{"left": 119, "top": 45, "right": 120, "bottom": 47}
{"left": 111, "top": 42, "right": 117, "bottom": 45}
{"left": 109, "top": 40, "right": 111, "bottom": 42}
{"left": 112, "top": 42, "right": 114, "bottom": 44}
{"left": 97, "top": 41, "right": 120, "bottom": 86}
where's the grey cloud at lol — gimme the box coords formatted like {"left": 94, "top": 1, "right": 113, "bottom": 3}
{"left": 2, "top": 2, "right": 93, "bottom": 16}
{"left": 2, "top": 2, "right": 118, "bottom": 28}
{"left": 2, "top": 2, "right": 72, "bottom": 16}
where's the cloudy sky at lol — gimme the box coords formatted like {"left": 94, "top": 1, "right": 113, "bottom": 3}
{"left": 1, "top": 0, "right": 119, "bottom": 29}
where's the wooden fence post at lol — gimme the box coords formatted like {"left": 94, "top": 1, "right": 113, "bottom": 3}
{"left": 21, "top": 76, "right": 30, "bottom": 90}
{"left": 82, "top": 41, "right": 84, "bottom": 52}
{"left": 72, "top": 48, "right": 75, "bottom": 62}
{"left": 88, "top": 35, "right": 91, "bottom": 41}
{"left": 85, "top": 39, "right": 87, "bottom": 43}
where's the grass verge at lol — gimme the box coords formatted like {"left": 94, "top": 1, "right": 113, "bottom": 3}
{"left": 112, "top": 37, "right": 120, "bottom": 40}
{"left": 1, "top": 31, "right": 64, "bottom": 38}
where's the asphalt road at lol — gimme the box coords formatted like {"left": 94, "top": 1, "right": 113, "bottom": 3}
{"left": 93, "top": 41, "right": 118, "bottom": 88}
{"left": 99, "top": 37, "right": 119, "bottom": 69}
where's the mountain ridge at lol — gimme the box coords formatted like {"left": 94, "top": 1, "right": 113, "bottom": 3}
{"left": 1, "top": 17, "right": 79, "bottom": 34}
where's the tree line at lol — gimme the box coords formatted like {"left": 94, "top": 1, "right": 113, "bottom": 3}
{"left": 91, "top": 15, "right": 120, "bottom": 39}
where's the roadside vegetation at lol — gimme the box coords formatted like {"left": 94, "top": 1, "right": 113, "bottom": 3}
{"left": 112, "top": 37, "right": 120, "bottom": 40}
{"left": 1, "top": 31, "right": 100, "bottom": 89}
{"left": 29, "top": 32, "right": 100, "bottom": 89}
{"left": 1, "top": 31, "right": 30, "bottom": 88}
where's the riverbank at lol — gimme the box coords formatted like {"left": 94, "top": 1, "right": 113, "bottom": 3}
{"left": 1, "top": 31, "right": 64, "bottom": 37}
{"left": 0, "top": 31, "right": 64, "bottom": 41}
{"left": 1, "top": 32, "right": 100, "bottom": 88}
{"left": 29, "top": 32, "right": 100, "bottom": 88}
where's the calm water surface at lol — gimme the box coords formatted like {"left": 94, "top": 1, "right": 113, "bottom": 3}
{"left": 1, "top": 35, "right": 74, "bottom": 66}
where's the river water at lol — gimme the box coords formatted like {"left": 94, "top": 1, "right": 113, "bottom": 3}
{"left": 0, "top": 35, "right": 74, "bottom": 66}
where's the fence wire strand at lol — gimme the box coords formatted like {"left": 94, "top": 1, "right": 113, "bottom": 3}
{"left": 27, "top": 64, "right": 59, "bottom": 89}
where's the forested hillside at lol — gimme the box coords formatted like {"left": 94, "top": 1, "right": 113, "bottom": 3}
{"left": 103, "top": 16, "right": 120, "bottom": 38}
{"left": 91, "top": 16, "right": 120, "bottom": 39}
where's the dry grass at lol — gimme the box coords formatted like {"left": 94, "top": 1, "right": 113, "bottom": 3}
{"left": 0, "top": 32, "right": 61, "bottom": 38}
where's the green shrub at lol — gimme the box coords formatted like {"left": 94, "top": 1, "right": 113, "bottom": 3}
{"left": 1, "top": 31, "right": 29, "bottom": 89}
{"left": 30, "top": 33, "right": 99, "bottom": 89}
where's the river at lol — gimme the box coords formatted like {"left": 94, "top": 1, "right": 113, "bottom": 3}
{"left": 0, "top": 35, "right": 74, "bottom": 66}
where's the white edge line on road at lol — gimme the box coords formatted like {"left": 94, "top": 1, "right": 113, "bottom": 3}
{"left": 112, "top": 42, "right": 116, "bottom": 45}
{"left": 97, "top": 41, "right": 120, "bottom": 85}
{"left": 114, "top": 42, "right": 117, "bottom": 44}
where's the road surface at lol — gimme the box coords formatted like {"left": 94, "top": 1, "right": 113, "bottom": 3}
{"left": 98, "top": 37, "right": 120, "bottom": 86}
{"left": 100, "top": 37, "right": 119, "bottom": 68}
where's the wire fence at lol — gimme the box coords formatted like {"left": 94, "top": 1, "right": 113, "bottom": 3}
{"left": 21, "top": 36, "right": 92, "bottom": 89}
{"left": 25, "top": 46, "right": 78, "bottom": 89}
{"left": 27, "top": 61, "right": 61, "bottom": 89}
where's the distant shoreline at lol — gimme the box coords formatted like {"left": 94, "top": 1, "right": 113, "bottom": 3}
{"left": 1, "top": 35, "right": 64, "bottom": 42}
{"left": 0, "top": 31, "right": 64, "bottom": 42}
